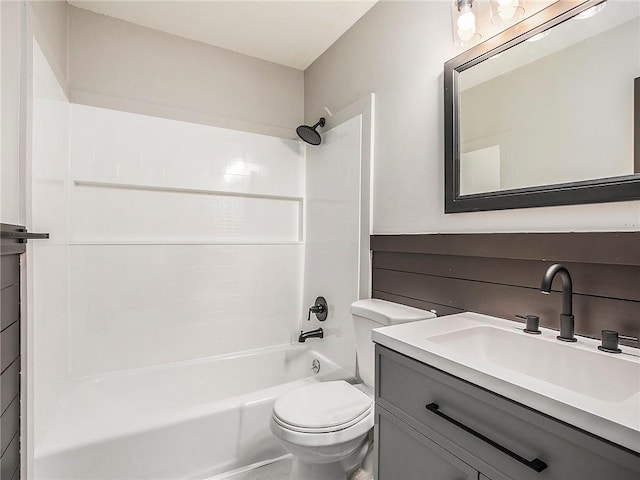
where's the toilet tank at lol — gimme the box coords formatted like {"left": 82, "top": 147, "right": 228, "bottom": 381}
{"left": 350, "top": 299, "right": 436, "bottom": 387}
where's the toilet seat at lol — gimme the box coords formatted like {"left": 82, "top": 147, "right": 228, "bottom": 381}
{"left": 270, "top": 381, "right": 374, "bottom": 448}
{"left": 273, "top": 405, "right": 373, "bottom": 434}
{"left": 273, "top": 381, "right": 372, "bottom": 432}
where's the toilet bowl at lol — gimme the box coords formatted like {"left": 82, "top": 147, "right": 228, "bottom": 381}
{"left": 270, "top": 381, "right": 373, "bottom": 479}
{"left": 270, "top": 299, "right": 436, "bottom": 480}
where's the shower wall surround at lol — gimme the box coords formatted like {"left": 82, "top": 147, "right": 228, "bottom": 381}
{"left": 302, "top": 115, "right": 364, "bottom": 374}
{"left": 67, "top": 105, "right": 305, "bottom": 376}
{"left": 30, "top": 54, "right": 308, "bottom": 444}
{"left": 30, "top": 40, "right": 71, "bottom": 448}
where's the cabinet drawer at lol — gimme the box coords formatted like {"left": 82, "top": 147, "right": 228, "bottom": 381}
{"left": 376, "top": 405, "right": 478, "bottom": 480}
{"left": 375, "top": 345, "right": 640, "bottom": 480}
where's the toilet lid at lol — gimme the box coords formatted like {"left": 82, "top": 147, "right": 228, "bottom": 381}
{"left": 273, "top": 381, "right": 372, "bottom": 430}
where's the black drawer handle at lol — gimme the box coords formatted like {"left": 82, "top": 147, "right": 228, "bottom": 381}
{"left": 426, "top": 403, "right": 547, "bottom": 473}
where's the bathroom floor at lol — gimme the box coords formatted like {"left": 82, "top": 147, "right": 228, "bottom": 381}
{"left": 217, "top": 457, "right": 292, "bottom": 480}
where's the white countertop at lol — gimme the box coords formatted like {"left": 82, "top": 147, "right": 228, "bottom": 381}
{"left": 372, "top": 312, "right": 640, "bottom": 453}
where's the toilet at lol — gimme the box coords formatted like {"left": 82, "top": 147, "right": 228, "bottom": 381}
{"left": 270, "top": 299, "right": 436, "bottom": 479}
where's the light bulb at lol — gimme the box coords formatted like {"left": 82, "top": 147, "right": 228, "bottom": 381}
{"left": 575, "top": 2, "right": 606, "bottom": 20}
{"left": 491, "top": 0, "right": 524, "bottom": 25}
{"left": 497, "top": 0, "right": 516, "bottom": 21}
{"left": 527, "top": 31, "right": 549, "bottom": 42}
{"left": 457, "top": 5, "right": 476, "bottom": 42}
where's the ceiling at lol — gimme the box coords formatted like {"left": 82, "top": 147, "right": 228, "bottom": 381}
{"left": 68, "top": 1, "right": 378, "bottom": 70}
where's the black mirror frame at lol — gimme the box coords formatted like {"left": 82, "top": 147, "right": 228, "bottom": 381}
{"left": 444, "top": 0, "right": 640, "bottom": 213}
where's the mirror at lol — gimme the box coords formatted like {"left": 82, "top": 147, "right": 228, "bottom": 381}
{"left": 444, "top": 0, "right": 640, "bottom": 213}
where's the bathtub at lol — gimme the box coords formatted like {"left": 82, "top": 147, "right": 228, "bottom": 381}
{"left": 35, "top": 345, "right": 353, "bottom": 479}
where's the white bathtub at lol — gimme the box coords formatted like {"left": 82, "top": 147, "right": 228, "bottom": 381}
{"left": 35, "top": 345, "right": 353, "bottom": 479}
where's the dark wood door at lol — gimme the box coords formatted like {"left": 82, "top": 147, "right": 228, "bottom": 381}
{"left": 0, "top": 224, "right": 24, "bottom": 480}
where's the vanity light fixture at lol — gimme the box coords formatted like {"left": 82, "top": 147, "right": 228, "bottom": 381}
{"left": 490, "top": 0, "right": 525, "bottom": 25}
{"left": 575, "top": 1, "right": 606, "bottom": 20}
{"left": 526, "top": 30, "right": 550, "bottom": 42}
{"left": 454, "top": 0, "right": 481, "bottom": 44}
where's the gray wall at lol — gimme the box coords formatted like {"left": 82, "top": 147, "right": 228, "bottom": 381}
{"left": 304, "top": 1, "right": 640, "bottom": 233}
{"left": 29, "top": 3, "right": 305, "bottom": 137}
{"left": 30, "top": 1, "right": 68, "bottom": 92}
{"left": 68, "top": 6, "right": 304, "bottom": 138}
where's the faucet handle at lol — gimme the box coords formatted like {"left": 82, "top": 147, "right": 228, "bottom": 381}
{"left": 598, "top": 330, "right": 639, "bottom": 354}
{"left": 516, "top": 314, "right": 541, "bottom": 335}
{"left": 307, "top": 305, "right": 324, "bottom": 321}
{"left": 307, "top": 296, "right": 328, "bottom": 322}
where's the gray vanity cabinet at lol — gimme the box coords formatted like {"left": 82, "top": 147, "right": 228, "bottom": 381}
{"left": 377, "top": 406, "right": 478, "bottom": 480}
{"left": 374, "top": 345, "right": 640, "bottom": 480}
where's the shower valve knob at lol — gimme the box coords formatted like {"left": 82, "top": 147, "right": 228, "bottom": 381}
{"left": 307, "top": 296, "right": 328, "bottom": 322}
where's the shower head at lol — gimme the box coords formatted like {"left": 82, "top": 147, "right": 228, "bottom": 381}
{"left": 296, "top": 118, "right": 325, "bottom": 146}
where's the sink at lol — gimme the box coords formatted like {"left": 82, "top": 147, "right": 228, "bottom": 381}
{"left": 427, "top": 325, "right": 640, "bottom": 403}
{"left": 371, "top": 311, "right": 640, "bottom": 452}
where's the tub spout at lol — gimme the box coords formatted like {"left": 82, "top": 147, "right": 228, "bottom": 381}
{"left": 298, "top": 328, "right": 324, "bottom": 343}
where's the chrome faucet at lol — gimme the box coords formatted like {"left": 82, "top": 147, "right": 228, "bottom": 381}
{"left": 540, "top": 264, "right": 576, "bottom": 342}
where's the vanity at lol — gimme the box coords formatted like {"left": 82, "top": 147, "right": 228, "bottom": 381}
{"left": 372, "top": 313, "right": 640, "bottom": 480}
{"left": 369, "top": 0, "right": 640, "bottom": 476}
{"left": 370, "top": 0, "right": 640, "bottom": 474}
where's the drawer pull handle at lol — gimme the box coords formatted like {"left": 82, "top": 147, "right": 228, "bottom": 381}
{"left": 425, "top": 403, "right": 548, "bottom": 473}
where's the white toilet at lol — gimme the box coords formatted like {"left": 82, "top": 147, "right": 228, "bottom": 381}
{"left": 270, "top": 299, "right": 436, "bottom": 479}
